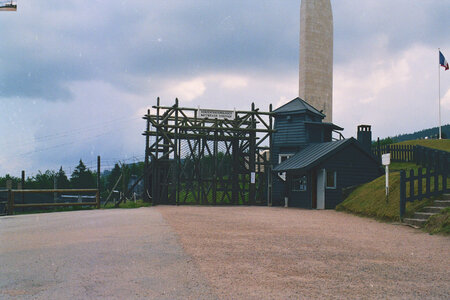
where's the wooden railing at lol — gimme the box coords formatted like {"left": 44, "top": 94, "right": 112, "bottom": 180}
{"left": 399, "top": 168, "right": 448, "bottom": 219}
{"left": 4, "top": 189, "right": 99, "bottom": 215}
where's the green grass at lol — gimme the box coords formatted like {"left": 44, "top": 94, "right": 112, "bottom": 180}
{"left": 103, "top": 199, "right": 151, "bottom": 209}
{"left": 337, "top": 170, "right": 433, "bottom": 221}
{"left": 14, "top": 206, "right": 95, "bottom": 215}
{"left": 11, "top": 199, "right": 151, "bottom": 215}
{"left": 337, "top": 152, "right": 450, "bottom": 222}
{"left": 396, "top": 139, "right": 450, "bottom": 152}
{"left": 424, "top": 207, "right": 450, "bottom": 235}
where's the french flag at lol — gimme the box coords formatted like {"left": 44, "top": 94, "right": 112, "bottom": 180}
{"left": 440, "top": 51, "right": 449, "bottom": 71}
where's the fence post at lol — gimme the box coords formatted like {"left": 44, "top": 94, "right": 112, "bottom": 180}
{"left": 409, "top": 169, "right": 415, "bottom": 200}
{"left": 97, "top": 155, "right": 101, "bottom": 205}
{"left": 400, "top": 170, "right": 406, "bottom": 221}
{"left": 96, "top": 190, "right": 100, "bottom": 209}
{"left": 7, "top": 189, "right": 12, "bottom": 215}
{"left": 418, "top": 167, "right": 422, "bottom": 198}
{"left": 443, "top": 164, "right": 447, "bottom": 193}
{"left": 426, "top": 167, "right": 431, "bottom": 197}
{"left": 434, "top": 169, "right": 439, "bottom": 196}
{"left": 377, "top": 138, "right": 381, "bottom": 163}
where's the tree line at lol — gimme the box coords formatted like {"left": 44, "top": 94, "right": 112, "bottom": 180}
{"left": 0, "top": 160, "right": 145, "bottom": 197}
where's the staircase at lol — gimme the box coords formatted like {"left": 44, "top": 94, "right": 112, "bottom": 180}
{"left": 403, "top": 194, "right": 450, "bottom": 227}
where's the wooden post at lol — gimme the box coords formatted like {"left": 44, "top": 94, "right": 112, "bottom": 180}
{"left": 213, "top": 125, "right": 218, "bottom": 205}
{"left": 268, "top": 104, "right": 273, "bottom": 207}
{"left": 399, "top": 170, "right": 406, "bottom": 220}
{"left": 97, "top": 156, "right": 101, "bottom": 205}
{"left": 249, "top": 103, "right": 256, "bottom": 205}
{"left": 96, "top": 189, "right": 100, "bottom": 209}
{"left": 409, "top": 169, "right": 414, "bottom": 200}
{"left": 122, "top": 163, "right": 126, "bottom": 204}
{"left": 434, "top": 168, "right": 439, "bottom": 195}
{"left": 144, "top": 109, "right": 150, "bottom": 202}
{"left": 377, "top": 137, "right": 381, "bottom": 163}
{"left": 153, "top": 97, "right": 160, "bottom": 205}
{"left": 21, "top": 170, "right": 25, "bottom": 208}
{"left": 174, "top": 98, "right": 179, "bottom": 206}
{"left": 418, "top": 168, "right": 422, "bottom": 198}
{"left": 53, "top": 176, "right": 57, "bottom": 203}
{"left": 7, "top": 189, "right": 12, "bottom": 215}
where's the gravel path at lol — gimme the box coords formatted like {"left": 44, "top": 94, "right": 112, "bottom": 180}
{"left": 0, "top": 208, "right": 216, "bottom": 299}
{"left": 158, "top": 206, "right": 450, "bottom": 299}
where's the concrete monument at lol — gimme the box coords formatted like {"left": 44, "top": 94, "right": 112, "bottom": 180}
{"left": 299, "top": 0, "right": 333, "bottom": 122}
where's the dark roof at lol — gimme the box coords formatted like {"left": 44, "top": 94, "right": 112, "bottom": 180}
{"left": 273, "top": 97, "right": 325, "bottom": 117}
{"left": 304, "top": 121, "right": 344, "bottom": 131}
{"left": 273, "top": 138, "right": 378, "bottom": 173}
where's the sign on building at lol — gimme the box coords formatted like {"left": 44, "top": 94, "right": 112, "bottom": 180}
{"left": 198, "top": 108, "right": 235, "bottom": 120}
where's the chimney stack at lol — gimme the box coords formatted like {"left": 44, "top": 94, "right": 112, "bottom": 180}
{"left": 357, "top": 125, "right": 372, "bottom": 153}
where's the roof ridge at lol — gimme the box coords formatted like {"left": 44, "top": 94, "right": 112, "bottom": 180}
{"left": 273, "top": 97, "right": 325, "bottom": 117}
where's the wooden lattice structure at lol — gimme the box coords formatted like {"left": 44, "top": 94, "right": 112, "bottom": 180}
{"left": 143, "top": 98, "right": 274, "bottom": 205}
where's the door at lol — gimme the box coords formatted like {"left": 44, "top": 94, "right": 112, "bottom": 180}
{"left": 316, "top": 169, "right": 326, "bottom": 209}
{"left": 311, "top": 170, "right": 317, "bottom": 208}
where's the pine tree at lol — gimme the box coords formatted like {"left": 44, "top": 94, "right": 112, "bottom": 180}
{"left": 56, "top": 166, "right": 70, "bottom": 189}
{"left": 71, "top": 159, "right": 95, "bottom": 188}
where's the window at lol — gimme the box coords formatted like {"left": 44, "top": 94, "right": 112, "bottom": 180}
{"left": 326, "top": 170, "right": 336, "bottom": 189}
{"left": 278, "top": 154, "right": 293, "bottom": 164}
{"left": 292, "top": 176, "right": 307, "bottom": 191}
{"left": 278, "top": 154, "right": 294, "bottom": 181}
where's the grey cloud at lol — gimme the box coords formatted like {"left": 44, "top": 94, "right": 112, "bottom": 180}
{"left": 1, "top": 0, "right": 449, "bottom": 102}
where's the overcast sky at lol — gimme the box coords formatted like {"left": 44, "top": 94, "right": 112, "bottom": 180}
{"left": 1, "top": 0, "right": 450, "bottom": 177}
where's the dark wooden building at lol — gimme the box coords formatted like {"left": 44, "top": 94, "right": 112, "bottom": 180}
{"left": 271, "top": 97, "right": 381, "bottom": 209}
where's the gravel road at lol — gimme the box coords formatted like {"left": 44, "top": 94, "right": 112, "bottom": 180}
{"left": 1, "top": 206, "right": 449, "bottom": 299}
{"left": 158, "top": 206, "right": 450, "bottom": 299}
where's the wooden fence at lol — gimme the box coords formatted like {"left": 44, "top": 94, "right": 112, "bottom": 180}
{"left": 4, "top": 189, "right": 99, "bottom": 215}
{"left": 372, "top": 144, "right": 415, "bottom": 162}
{"left": 373, "top": 144, "right": 450, "bottom": 219}
{"left": 399, "top": 168, "right": 448, "bottom": 219}
{"left": 373, "top": 144, "right": 449, "bottom": 169}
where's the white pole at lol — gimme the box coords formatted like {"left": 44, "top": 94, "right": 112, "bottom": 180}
{"left": 439, "top": 48, "right": 442, "bottom": 139}
{"left": 385, "top": 165, "right": 389, "bottom": 203}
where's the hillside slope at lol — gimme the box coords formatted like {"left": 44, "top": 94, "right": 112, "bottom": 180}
{"left": 396, "top": 139, "right": 450, "bottom": 152}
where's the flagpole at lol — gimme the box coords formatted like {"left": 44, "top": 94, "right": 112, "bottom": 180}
{"left": 439, "top": 48, "right": 442, "bottom": 139}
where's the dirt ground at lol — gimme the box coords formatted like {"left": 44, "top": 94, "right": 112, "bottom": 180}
{"left": 1, "top": 206, "right": 449, "bottom": 299}
{"left": 158, "top": 206, "right": 450, "bottom": 299}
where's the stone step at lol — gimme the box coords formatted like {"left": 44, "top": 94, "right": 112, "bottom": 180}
{"left": 441, "top": 194, "right": 450, "bottom": 200}
{"left": 413, "top": 212, "right": 435, "bottom": 220}
{"left": 422, "top": 206, "right": 445, "bottom": 213}
{"left": 403, "top": 218, "right": 427, "bottom": 227}
{"left": 433, "top": 200, "right": 450, "bottom": 207}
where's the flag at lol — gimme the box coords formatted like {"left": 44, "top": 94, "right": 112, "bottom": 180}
{"left": 440, "top": 51, "right": 449, "bottom": 70}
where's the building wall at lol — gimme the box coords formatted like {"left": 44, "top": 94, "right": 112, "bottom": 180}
{"left": 319, "top": 145, "right": 381, "bottom": 208}
{"left": 299, "top": 0, "right": 333, "bottom": 122}
{"left": 272, "top": 112, "right": 312, "bottom": 204}
{"left": 286, "top": 144, "right": 381, "bottom": 209}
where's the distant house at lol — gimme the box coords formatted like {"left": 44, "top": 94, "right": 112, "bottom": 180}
{"left": 271, "top": 97, "right": 381, "bottom": 209}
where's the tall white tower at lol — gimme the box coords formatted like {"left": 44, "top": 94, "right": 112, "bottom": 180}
{"left": 299, "top": 0, "right": 333, "bottom": 122}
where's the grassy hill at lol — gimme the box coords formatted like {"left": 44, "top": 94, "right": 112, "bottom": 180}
{"left": 336, "top": 162, "right": 432, "bottom": 222}
{"left": 337, "top": 140, "right": 449, "bottom": 232}
{"left": 396, "top": 139, "right": 450, "bottom": 152}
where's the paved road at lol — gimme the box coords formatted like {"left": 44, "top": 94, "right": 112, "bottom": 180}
{"left": 0, "top": 208, "right": 216, "bottom": 299}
